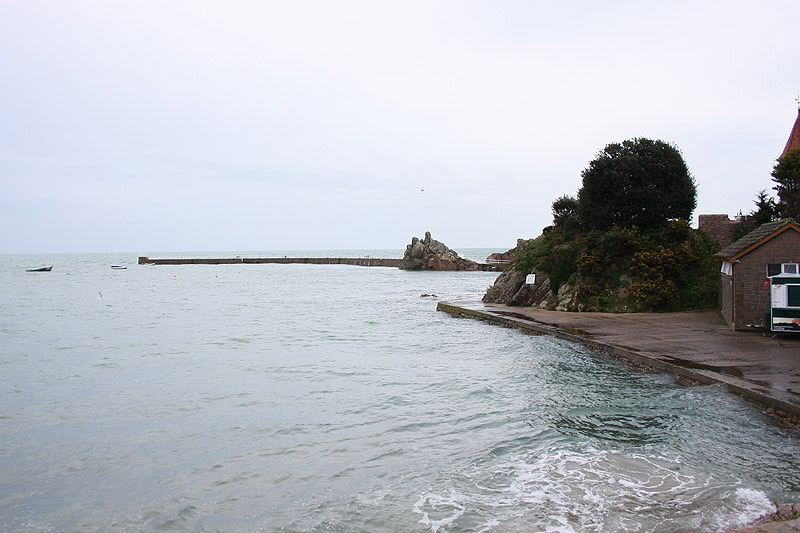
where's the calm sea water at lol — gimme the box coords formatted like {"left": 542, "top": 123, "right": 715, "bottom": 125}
{"left": 1, "top": 251, "right": 798, "bottom": 532}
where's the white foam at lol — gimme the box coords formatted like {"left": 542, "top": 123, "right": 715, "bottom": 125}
{"left": 474, "top": 446, "right": 721, "bottom": 530}
{"left": 708, "top": 488, "right": 776, "bottom": 532}
{"left": 413, "top": 490, "right": 467, "bottom": 533}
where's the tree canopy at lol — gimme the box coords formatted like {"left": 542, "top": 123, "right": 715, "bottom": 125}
{"left": 772, "top": 148, "right": 800, "bottom": 219}
{"left": 732, "top": 189, "right": 781, "bottom": 241}
{"left": 550, "top": 194, "right": 580, "bottom": 236}
{"left": 577, "top": 138, "right": 697, "bottom": 230}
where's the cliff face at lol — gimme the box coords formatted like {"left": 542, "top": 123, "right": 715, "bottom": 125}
{"left": 400, "top": 232, "right": 481, "bottom": 271}
{"left": 481, "top": 239, "right": 570, "bottom": 308}
{"left": 480, "top": 233, "right": 633, "bottom": 312}
{"left": 482, "top": 267, "right": 579, "bottom": 310}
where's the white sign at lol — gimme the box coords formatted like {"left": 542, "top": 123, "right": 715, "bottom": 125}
{"left": 772, "top": 284, "right": 788, "bottom": 308}
{"left": 525, "top": 274, "right": 536, "bottom": 285}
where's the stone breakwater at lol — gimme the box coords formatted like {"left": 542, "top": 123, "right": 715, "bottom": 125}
{"left": 139, "top": 233, "right": 503, "bottom": 271}
{"left": 138, "top": 256, "right": 403, "bottom": 267}
{"left": 138, "top": 255, "right": 501, "bottom": 271}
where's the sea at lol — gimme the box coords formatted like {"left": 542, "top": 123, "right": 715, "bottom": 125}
{"left": 1, "top": 249, "right": 798, "bottom": 532}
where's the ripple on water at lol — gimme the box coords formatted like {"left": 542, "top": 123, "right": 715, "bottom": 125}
{"left": 0, "top": 255, "right": 798, "bottom": 532}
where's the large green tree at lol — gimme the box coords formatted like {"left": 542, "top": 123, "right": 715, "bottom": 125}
{"left": 772, "top": 148, "right": 800, "bottom": 219}
{"left": 577, "top": 138, "right": 697, "bottom": 230}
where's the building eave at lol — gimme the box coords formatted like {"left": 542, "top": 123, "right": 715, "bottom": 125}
{"left": 715, "top": 222, "right": 800, "bottom": 262}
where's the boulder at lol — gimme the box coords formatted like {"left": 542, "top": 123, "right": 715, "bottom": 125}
{"left": 400, "top": 232, "right": 481, "bottom": 271}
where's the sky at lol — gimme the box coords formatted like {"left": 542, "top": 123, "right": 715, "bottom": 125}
{"left": 1, "top": 1, "right": 799, "bottom": 254}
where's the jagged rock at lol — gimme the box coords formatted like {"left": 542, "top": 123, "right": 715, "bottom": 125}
{"left": 485, "top": 238, "right": 533, "bottom": 264}
{"left": 555, "top": 282, "right": 578, "bottom": 311}
{"left": 483, "top": 240, "right": 559, "bottom": 306}
{"left": 483, "top": 269, "right": 527, "bottom": 303}
{"left": 400, "top": 232, "right": 481, "bottom": 271}
{"left": 483, "top": 267, "right": 557, "bottom": 308}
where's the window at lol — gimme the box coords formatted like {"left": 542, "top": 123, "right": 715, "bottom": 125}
{"left": 788, "top": 285, "right": 800, "bottom": 307}
{"left": 766, "top": 263, "right": 799, "bottom": 276}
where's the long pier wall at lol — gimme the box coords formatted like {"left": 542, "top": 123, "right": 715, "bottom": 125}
{"left": 138, "top": 256, "right": 403, "bottom": 267}
{"left": 138, "top": 256, "right": 502, "bottom": 270}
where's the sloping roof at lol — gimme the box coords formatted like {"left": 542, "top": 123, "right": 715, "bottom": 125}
{"left": 715, "top": 218, "right": 800, "bottom": 261}
{"left": 780, "top": 109, "right": 800, "bottom": 159}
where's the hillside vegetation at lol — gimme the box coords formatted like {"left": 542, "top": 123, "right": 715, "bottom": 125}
{"left": 484, "top": 222, "right": 719, "bottom": 312}
{"left": 483, "top": 138, "right": 719, "bottom": 312}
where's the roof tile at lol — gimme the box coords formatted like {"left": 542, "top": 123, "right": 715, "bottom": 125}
{"left": 715, "top": 218, "right": 799, "bottom": 260}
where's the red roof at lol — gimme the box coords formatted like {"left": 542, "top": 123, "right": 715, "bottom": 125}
{"left": 780, "top": 108, "right": 800, "bottom": 159}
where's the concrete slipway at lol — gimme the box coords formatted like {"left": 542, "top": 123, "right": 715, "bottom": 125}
{"left": 437, "top": 301, "right": 800, "bottom": 425}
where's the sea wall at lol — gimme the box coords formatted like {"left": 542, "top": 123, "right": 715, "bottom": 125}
{"left": 138, "top": 256, "right": 501, "bottom": 270}
{"left": 138, "top": 256, "right": 403, "bottom": 267}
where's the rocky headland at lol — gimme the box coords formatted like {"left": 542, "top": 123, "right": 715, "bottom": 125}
{"left": 481, "top": 238, "right": 582, "bottom": 310}
{"left": 481, "top": 221, "right": 719, "bottom": 313}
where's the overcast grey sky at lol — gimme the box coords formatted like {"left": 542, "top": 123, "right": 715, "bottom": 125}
{"left": 1, "top": 1, "right": 798, "bottom": 254}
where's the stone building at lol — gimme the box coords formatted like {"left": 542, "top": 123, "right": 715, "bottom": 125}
{"left": 709, "top": 106, "right": 800, "bottom": 330}
{"left": 714, "top": 219, "right": 800, "bottom": 329}
{"left": 698, "top": 214, "right": 740, "bottom": 249}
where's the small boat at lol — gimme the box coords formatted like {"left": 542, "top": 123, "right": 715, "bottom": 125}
{"left": 110, "top": 265, "right": 127, "bottom": 270}
{"left": 26, "top": 266, "right": 52, "bottom": 272}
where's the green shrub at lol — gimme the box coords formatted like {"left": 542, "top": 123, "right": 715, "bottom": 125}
{"left": 510, "top": 221, "right": 718, "bottom": 311}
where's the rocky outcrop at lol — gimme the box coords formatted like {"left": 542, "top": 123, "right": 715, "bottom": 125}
{"left": 400, "top": 232, "right": 481, "bottom": 271}
{"left": 482, "top": 265, "right": 605, "bottom": 311}
{"left": 481, "top": 237, "right": 629, "bottom": 311}
{"left": 482, "top": 239, "right": 559, "bottom": 307}
{"left": 485, "top": 238, "right": 533, "bottom": 264}
{"left": 482, "top": 269, "right": 528, "bottom": 303}
{"left": 482, "top": 267, "right": 572, "bottom": 309}
{"left": 482, "top": 237, "right": 582, "bottom": 310}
